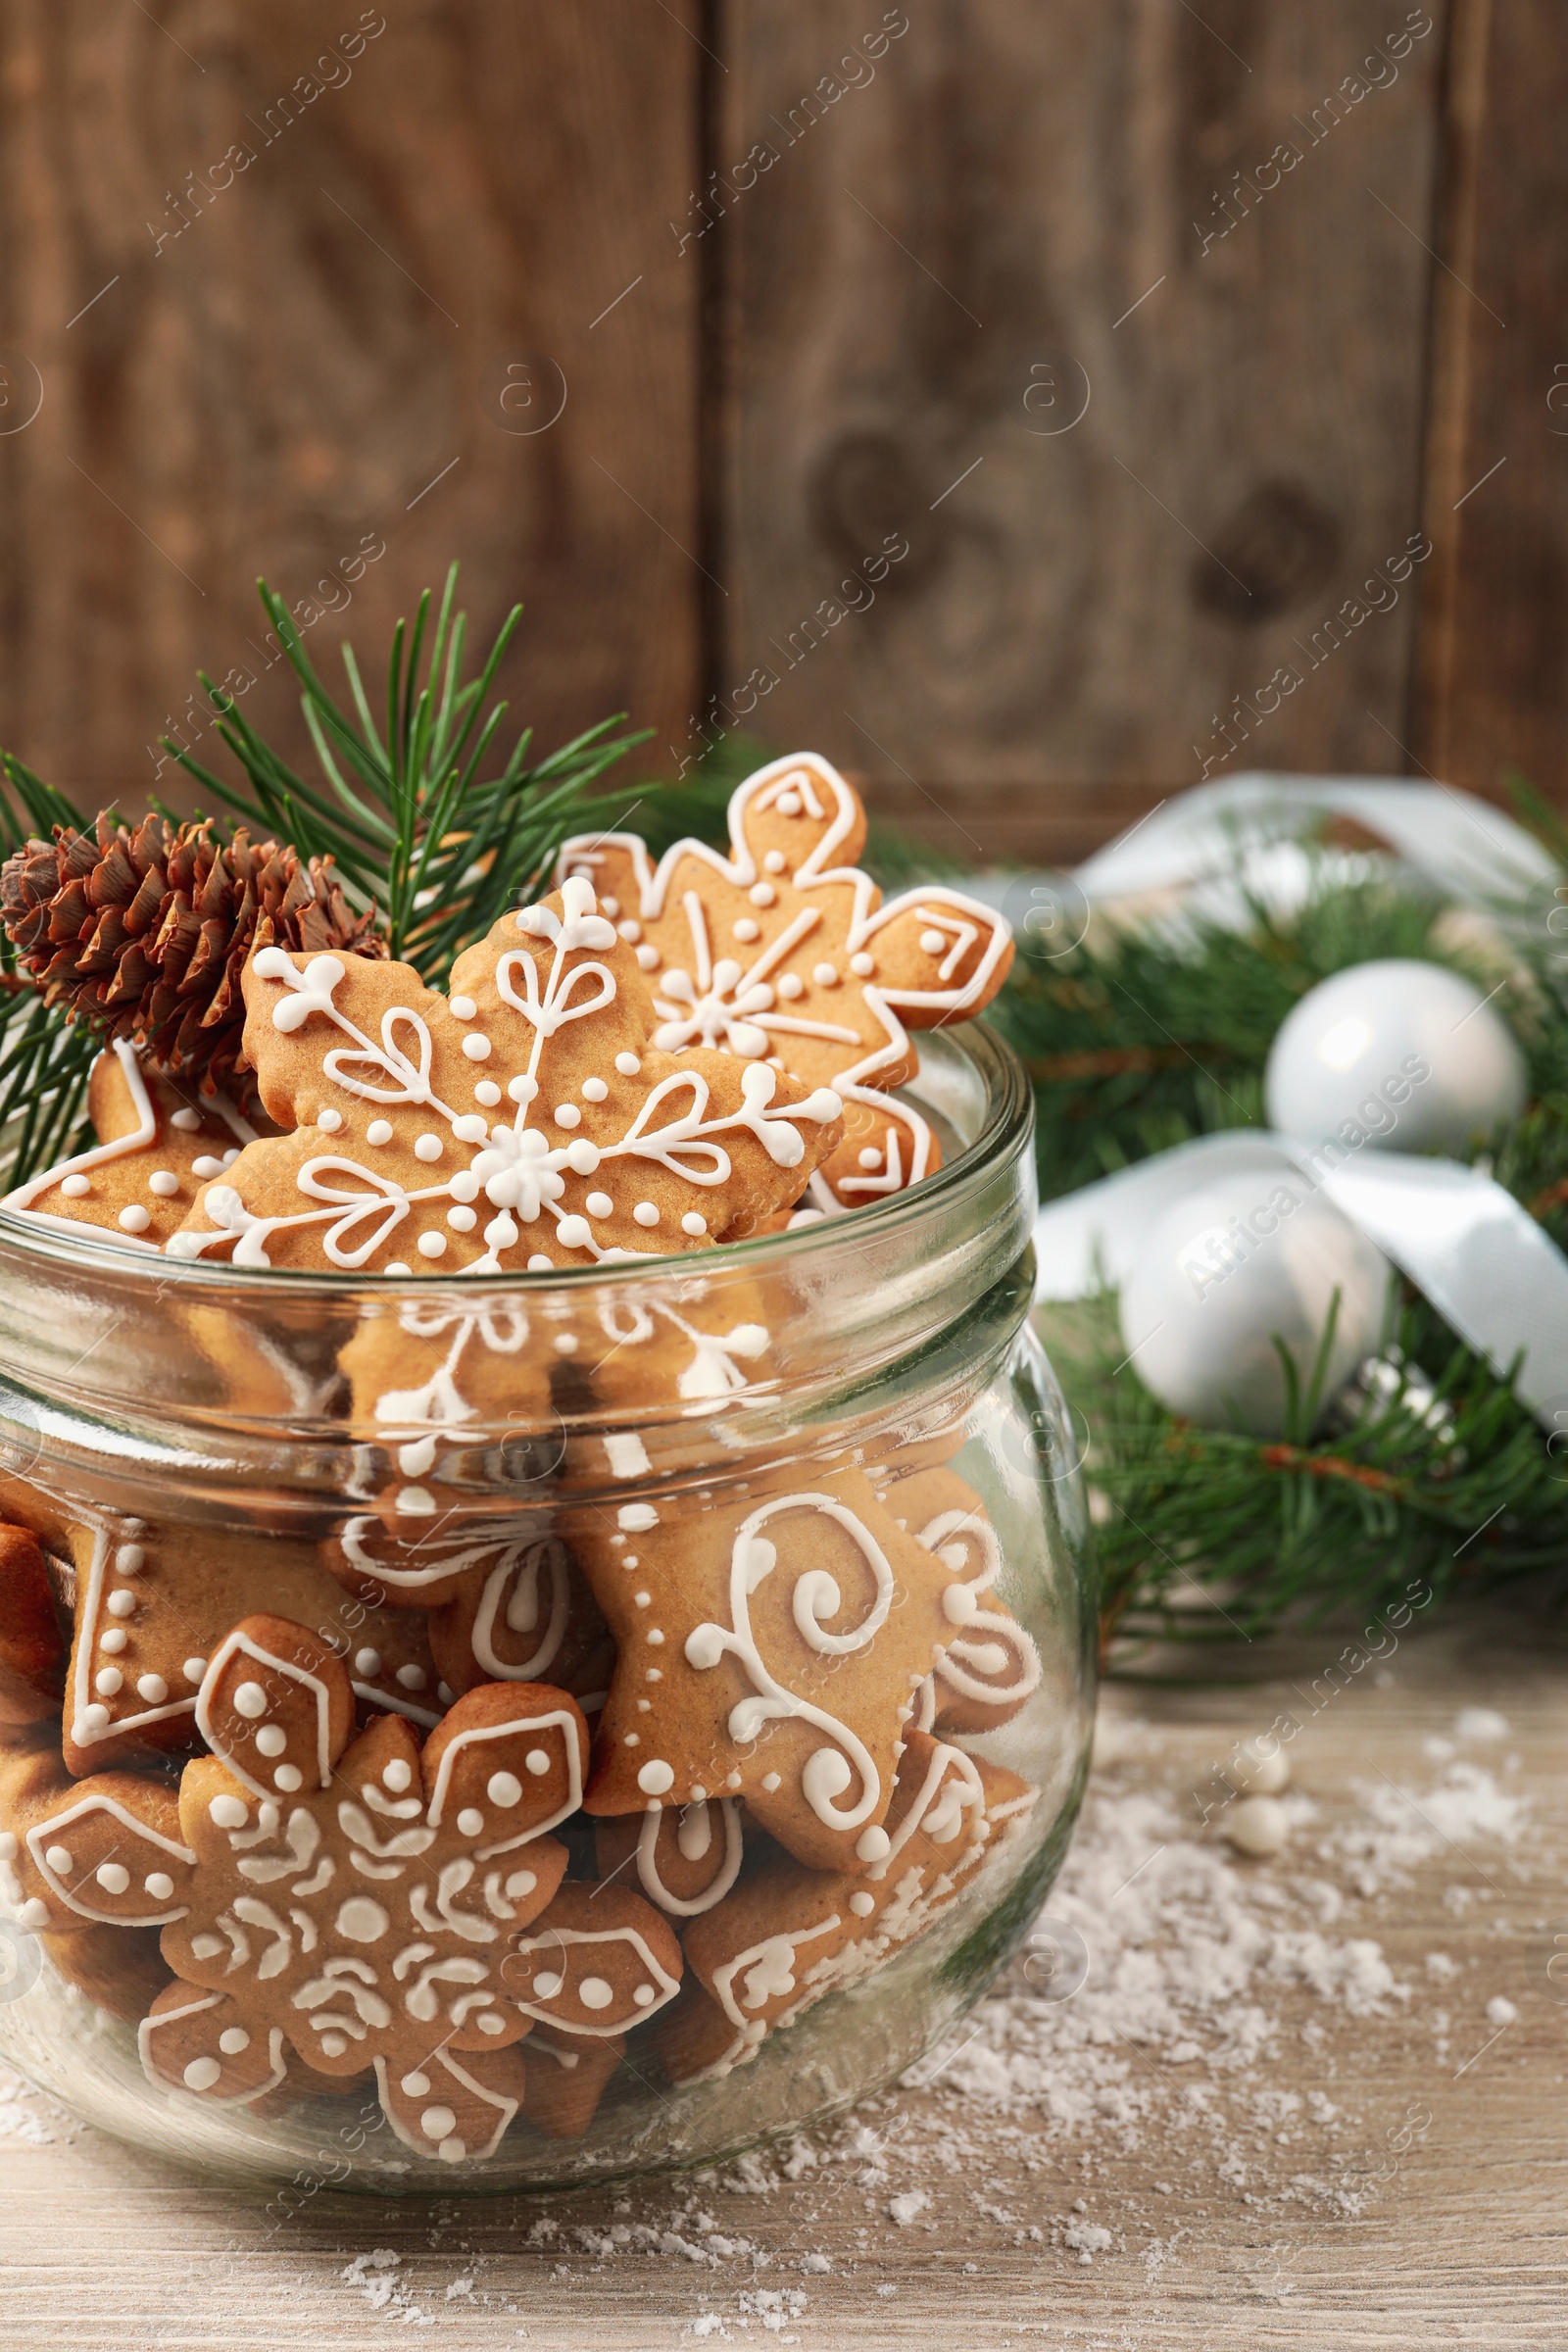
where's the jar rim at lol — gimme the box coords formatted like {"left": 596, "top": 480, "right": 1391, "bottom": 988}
{"left": 0, "top": 1021, "right": 1032, "bottom": 1306}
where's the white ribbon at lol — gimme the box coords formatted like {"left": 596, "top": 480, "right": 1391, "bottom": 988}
{"left": 1019, "top": 772, "right": 1568, "bottom": 1431}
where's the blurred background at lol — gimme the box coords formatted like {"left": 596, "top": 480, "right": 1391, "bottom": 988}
{"left": 0, "top": 0, "right": 1560, "bottom": 862}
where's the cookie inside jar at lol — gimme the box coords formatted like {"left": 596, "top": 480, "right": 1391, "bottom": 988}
{"left": 0, "top": 734, "right": 1088, "bottom": 2186}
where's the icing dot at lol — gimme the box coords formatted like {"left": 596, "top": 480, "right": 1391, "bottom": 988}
{"left": 553, "top": 1102, "right": 581, "bottom": 1128}
{"left": 943, "top": 1583, "right": 980, "bottom": 1626}
{"left": 633, "top": 1592, "right": 652, "bottom": 1608}
{"left": 646, "top": 1629, "right": 664, "bottom": 1645}
{"left": 584, "top": 1191, "right": 614, "bottom": 1221}
{"left": 764, "top": 850, "right": 787, "bottom": 872}
{"left": 319, "top": 2033, "right": 348, "bottom": 2058}
{"left": 623, "top": 1733, "right": 640, "bottom": 1747}
{"left": 315, "top": 1106, "right": 343, "bottom": 1132}
{"left": 564, "top": 1138, "right": 601, "bottom": 1175}
{"left": 447, "top": 1204, "right": 477, "bottom": 1233}
{"left": 451, "top": 1113, "right": 488, "bottom": 1144}
{"left": 98, "top": 1627, "right": 126, "bottom": 1654}
{"left": 115, "top": 1544, "right": 145, "bottom": 1576}
{"left": 505, "top": 1870, "right": 537, "bottom": 1898}
{"left": 633, "top": 1984, "right": 656, "bottom": 2007}
{"left": 554, "top": 1331, "right": 578, "bottom": 1353}
{"left": 414, "top": 1133, "right": 443, "bottom": 1162}
{"left": 919, "top": 928, "right": 948, "bottom": 955}
{"left": 118, "top": 1205, "right": 151, "bottom": 1234}
{"left": 474, "top": 1080, "right": 502, "bottom": 1106}
{"left": 776, "top": 972, "right": 804, "bottom": 1000}
{"left": 812, "top": 962, "right": 839, "bottom": 988}
{"left": 463, "top": 1033, "right": 492, "bottom": 1060}
{"left": 449, "top": 1170, "right": 480, "bottom": 1202}
{"left": 136, "top": 1674, "right": 168, "bottom": 1704}
{"left": 449, "top": 995, "right": 477, "bottom": 1019}
{"left": 581, "top": 1076, "right": 609, "bottom": 1101}
{"left": 526, "top": 1252, "right": 553, "bottom": 1271}
{"left": 457, "top": 1807, "right": 485, "bottom": 1837}
{"left": 616, "top": 917, "right": 641, "bottom": 942}
{"left": 148, "top": 1170, "right": 179, "bottom": 1198}
{"left": 508, "top": 1074, "right": 537, "bottom": 1104}
{"left": 183, "top": 2056, "right": 222, "bottom": 2091}
{"left": 383, "top": 1758, "right": 413, "bottom": 1792}
{"left": 60, "top": 1173, "right": 91, "bottom": 1197}
{"left": 777, "top": 789, "right": 802, "bottom": 815}
{"left": 645, "top": 1669, "right": 662, "bottom": 1683}
{"left": 732, "top": 917, "right": 760, "bottom": 943}
{"left": 533, "top": 1972, "right": 564, "bottom": 2000}
{"left": 94, "top": 1667, "right": 122, "bottom": 1696}
{"left": 478, "top": 2013, "right": 505, "bottom": 2034}
{"left": 171, "top": 1108, "right": 202, "bottom": 1132}
{"left": 191, "top": 1155, "right": 225, "bottom": 1179}
{"left": 637, "top": 1759, "right": 675, "bottom": 1796}
{"left": 145, "top": 1872, "right": 174, "bottom": 1901}
{"left": 489, "top": 1770, "right": 524, "bottom": 1805}
{"left": 44, "top": 1844, "right": 72, "bottom": 1873}
{"left": 183, "top": 1657, "right": 208, "bottom": 1685}
{"left": 856, "top": 1826, "right": 892, "bottom": 1863}
{"left": 632, "top": 1201, "right": 660, "bottom": 1228}
{"left": 420, "top": 2105, "right": 459, "bottom": 2140}
{"left": 221, "top": 1147, "right": 240, "bottom": 1167}
{"left": 367, "top": 1120, "right": 394, "bottom": 1147}
{"left": 190, "top": 1934, "right": 223, "bottom": 1958}
{"left": 635, "top": 945, "right": 661, "bottom": 970}
{"left": 96, "top": 1862, "right": 129, "bottom": 1893}
{"left": 524, "top": 1749, "right": 553, "bottom": 1779}
{"left": 385, "top": 1262, "right": 413, "bottom": 1277}
{"left": 749, "top": 881, "right": 776, "bottom": 906}
{"left": 850, "top": 952, "right": 875, "bottom": 976}
{"left": 401, "top": 2071, "right": 431, "bottom": 2097}
{"left": 336, "top": 1896, "right": 389, "bottom": 1942}
{"left": 556, "top": 1214, "right": 591, "bottom": 1251}
{"left": 579, "top": 1976, "right": 614, "bottom": 2011}
{"left": 16, "top": 1899, "right": 48, "bottom": 1930}
{"left": 233, "top": 1682, "right": 268, "bottom": 1719}
{"left": 106, "top": 1591, "right": 136, "bottom": 1619}
{"left": 761, "top": 1772, "right": 781, "bottom": 1792}
{"left": 396, "top": 1664, "right": 427, "bottom": 1690}
{"left": 850, "top": 1890, "right": 876, "bottom": 1917}
{"left": 219, "top": 2028, "right": 250, "bottom": 2055}
{"left": 210, "top": 1796, "right": 248, "bottom": 1829}
{"left": 615, "top": 1053, "right": 641, "bottom": 1076}
{"left": 680, "top": 1212, "right": 708, "bottom": 1237}
{"left": 255, "top": 1725, "right": 287, "bottom": 1757}
{"left": 416, "top": 1233, "right": 448, "bottom": 1259}
{"left": 354, "top": 1648, "right": 382, "bottom": 1677}
{"left": 273, "top": 1764, "right": 303, "bottom": 1792}
{"left": 619, "top": 1503, "right": 659, "bottom": 1532}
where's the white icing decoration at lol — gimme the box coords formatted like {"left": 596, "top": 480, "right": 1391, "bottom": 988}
{"left": 196, "top": 1631, "right": 335, "bottom": 1799}
{"left": 508, "top": 1923, "right": 681, "bottom": 2034}
{"left": 683, "top": 1494, "right": 893, "bottom": 1835}
{"left": 25, "top": 1794, "right": 195, "bottom": 1928}
{"left": 635, "top": 1799, "right": 744, "bottom": 1918}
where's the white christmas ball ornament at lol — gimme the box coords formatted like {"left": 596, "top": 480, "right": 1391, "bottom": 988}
{"left": 1265, "top": 957, "right": 1525, "bottom": 1153}
{"left": 1224, "top": 1795, "right": 1289, "bottom": 1857}
{"left": 1117, "top": 1170, "right": 1390, "bottom": 1438}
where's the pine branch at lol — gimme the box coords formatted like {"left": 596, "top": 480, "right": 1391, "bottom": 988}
{"left": 0, "top": 756, "right": 97, "bottom": 1186}
{"left": 171, "top": 566, "right": 653, "bottom": 986}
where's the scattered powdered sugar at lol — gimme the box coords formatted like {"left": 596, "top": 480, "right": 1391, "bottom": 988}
{"left": 1322, "top": 1757, "right": 1528, "bottom": 1897}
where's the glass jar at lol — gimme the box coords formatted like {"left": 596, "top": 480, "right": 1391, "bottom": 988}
{"left": 0, "top": 1023, "right": 1093, "bottom": 2190}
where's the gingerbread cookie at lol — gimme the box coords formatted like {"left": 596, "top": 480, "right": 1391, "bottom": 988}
{"left": 500, "top": 1878, "right": 682, "bottom": 2036}
{"left": 168, "top": 875, "right": 843, "bottom": 1273}
{"left": 885, "top": 1469, "right": 1042, "bottom": 1735}
{"left": 152, "top": 1618, "right": 590, "bottom": 2161}
{"left": 523, "top": 2021, "right": 625, "bottom": 2139}
{"left": 3, "top": 1041, "right": 260, "bottom": 1251}
{"left": 0, "top": 1740, "right": 196, "bottom": 1935}
{"left": 567, "top": 1465, "right": 997, "bottom": 1873}
{"left": 42, "top": 1921, "right": 171, "bottom": 2023}
{"left": 61, "top": 1510, "right": 446, "bottom": 1777}
{"left": 593, "top": 1794, "right": 747, "bottom": 1919}
{"left": 0, "top": 1523, "right": 66, "bottom": 1728}
{"left": 557, "top": 753, "right": 1011, "bottom": 1209}
{"left": 428, "top": 1533, "right": 613, "bottom": 1709}
{"left": 670, "top": 1734, "right": 1033, "bottom": 2079}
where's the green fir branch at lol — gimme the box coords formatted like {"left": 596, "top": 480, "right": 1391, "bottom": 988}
{"left": 171, "top": 565, "right": 652, "bottom": 985}
{"left": 0, "top": 755, "right": 98, "bottom": 1187}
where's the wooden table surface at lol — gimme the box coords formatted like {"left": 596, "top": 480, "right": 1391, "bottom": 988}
{"left": 1, "top": 1587, "right": 1562, "bottom": 2351}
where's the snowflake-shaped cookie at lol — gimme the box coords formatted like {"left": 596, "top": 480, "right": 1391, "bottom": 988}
{"left": 557, "top": 753, "right": 1013, "bottom": 1210}
{"left": 168, "top": 876, "right": 843, "bottom": 1274}
{"left": 142, "top": 1613, "right": 681, "bottom": 2161}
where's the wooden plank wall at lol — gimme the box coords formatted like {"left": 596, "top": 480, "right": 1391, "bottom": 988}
{"left": 0, "top": 2, "right": 1560, "bottom": 862}
{"left": 0, "top": 1, "right": 703, "bottom": 806}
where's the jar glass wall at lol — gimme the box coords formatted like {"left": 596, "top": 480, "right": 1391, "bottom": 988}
{"left": 0, "top": 1025, "right": 1094, "bottom": 2190}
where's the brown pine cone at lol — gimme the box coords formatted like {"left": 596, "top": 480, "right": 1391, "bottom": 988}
{"left": 0, "top": 813, "right": 385, "bottom": 1097}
